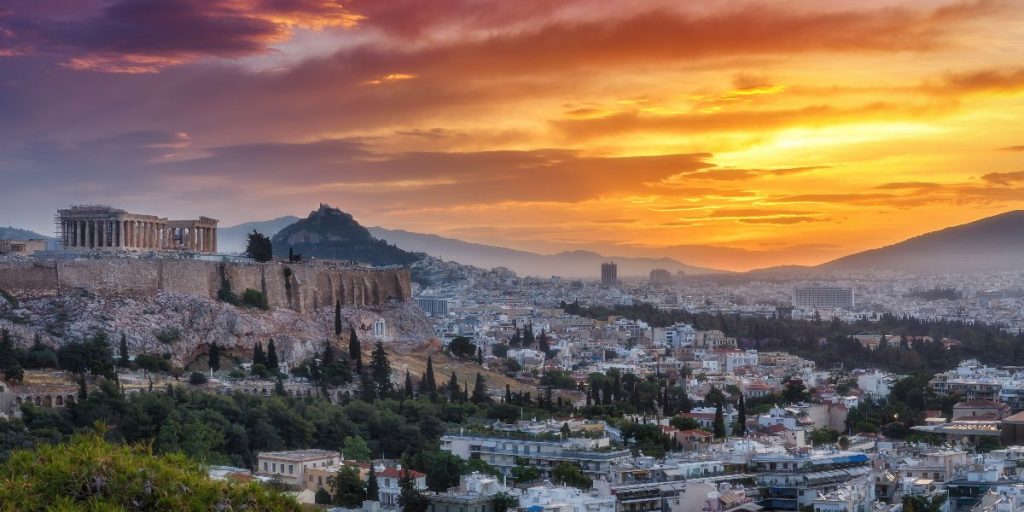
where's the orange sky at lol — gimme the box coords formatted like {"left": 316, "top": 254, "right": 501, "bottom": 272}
{"left": 2, "top": 0, "right": 1024, "bottom": 270}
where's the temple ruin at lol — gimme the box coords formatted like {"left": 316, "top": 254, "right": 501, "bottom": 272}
{"left": 57, "top": 205, "right": 218, "bottom": 253}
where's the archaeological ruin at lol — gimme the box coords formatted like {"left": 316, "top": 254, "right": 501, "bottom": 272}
{"left": 57, "top": 205, "right": 219, "bottom": 253}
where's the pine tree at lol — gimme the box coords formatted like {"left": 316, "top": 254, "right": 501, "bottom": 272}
{"left": 523, "top": 325, "right": 535, "bottom": 348}
{"left": 447, "top": 372, "right": 459, "bottom": 402}
{"left": 476, "top": 346, "right": 483, "bottom": 365}
{"left": 471, "top": 373, "right": 489, "bottom": 404}
{"left": 420, "top": 356, "right": 436, "bottom": 394}
{"left": 253, "top": 342, "right": 265, "bottom": 366}
{"left": 733, "top": 395, "right": 747, "bottom": 437}
{"left": 349, "top": 326, "right": 362, "bottom": 373}
{"left": 404, "top": 370, "right": 414, "bottom": 398}
{"left": 274, "top": 376, "right": 286, "bottom": 396}
{"left": 713, "top": 403, "right": 726, "bottom": 438}
{"left": 266, "top": 339, "right": 279, "bottom": 372}
{"left": 366, "top": 469, "right": 380, "bottom": 503}
{"left": 370, "top": 342, "right": 392, "bottom": 398}
{"left": 359, "top": 370, "right": 376, "bottom": 403}
{"left": 118, "top": 334, "right": 130, "bottom": 368}
{"left": 78, "top": 375, "right": 88, "bottom": 401}
{"left": 537, "top": 329, "right": 550, "bottom": 356}
{"left": 209, "top": 343, "right": 220, "bottom": 372}
{"left": 510, "top": 328, "right": 521, "bottom": 349}
{"left": 335, "top": 300, "right": 343, "bottom": 336}
{"left": 323, "top": 340, "right": 336, "bottom": 365}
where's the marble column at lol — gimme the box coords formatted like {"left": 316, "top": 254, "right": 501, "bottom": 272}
{"left": 211, "top": 228, "right": 217, "bottom": 253}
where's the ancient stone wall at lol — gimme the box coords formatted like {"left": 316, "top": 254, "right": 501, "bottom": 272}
{"left": 0, "top": 259, "right": 410, "bottom": 311}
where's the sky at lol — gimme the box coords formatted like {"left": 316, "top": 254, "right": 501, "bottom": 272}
{"left": 2, "top": 0, "right": 1024, "bottom": 271}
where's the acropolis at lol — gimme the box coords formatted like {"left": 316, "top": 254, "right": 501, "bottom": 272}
{"left": 57, "top": 205, "right": 219, "bottom": 253}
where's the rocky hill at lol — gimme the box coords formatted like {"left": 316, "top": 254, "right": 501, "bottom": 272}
{"left": 272, "top": 205, "right": 421, "bottom": 266}
{"left": 821, "top": 210, "right": 1024, "bottom": 273}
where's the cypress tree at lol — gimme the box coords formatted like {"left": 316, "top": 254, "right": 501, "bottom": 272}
{"left": 523, "top": 324, "right": 535, "bottom": 347}
{"left": 713, "top": 403, "right": 726, "bottom": 438}
{"left": 733, "top": 395, "right": 747, "bottom": 437}
{"left": 447, "top": 372, "right": 459, "bottom": 402}
{"left": 404, "top": 370, "right": 414, "bottom": 398}
{"left": 209, "top": 343, "right": 220, "bottom": 372}
{"left": 420, "top": 356, "right": 436, "bottom": 394}
{"left": 476, "top": 346, "right": 483, "bottom": 365}
{"left": 323, "top": 340, "right": 336, "bottom": 365}
{"left": 77, "top": 375, "right": 88, "bottom": 401}
{"left": 335, "top": 300, "right": 342, "bottom": 336}
{"left": 370, "top": 342, "right": 392, "bottom": 397}
{"left": 253, "top": 342, "right": 265, "bottom": 366}
{"left": 349, "top": 326, "right": 362, "bottom": 372}
{"left": 471, "top": 373, "right": 489, "bottom": 404}
{"left": 266, "top": 339, "right": 279, "bottom": 372}
{"left": 366, "top": 468, "right": 380, "bottom": 502}
{"left": 505, "top": 384, "right": 512, "bottom": 403}
{"left": 118, "top": 334, "right": 130, "bottom": 368}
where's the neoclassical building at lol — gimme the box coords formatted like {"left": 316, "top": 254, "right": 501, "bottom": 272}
{"left": 57, "top": 205, "right": 218, "bottom": 253}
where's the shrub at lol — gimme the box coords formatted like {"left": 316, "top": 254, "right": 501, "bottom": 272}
{"left": 240, "top": 289, "right": 268, "bottom": 310}
{"left": 154, "top": 326, "right": 181, "bottom": 344}
{"left": 135, "top": 353, "right": 172, "bottom": 373}
{"left": 189, "top": 372, "right": 208, "bottom": 385}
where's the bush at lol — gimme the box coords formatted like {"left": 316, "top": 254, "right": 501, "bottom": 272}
{"left": 0, "top": 433, "right": 301, "bottom": 511}
{"left": 240, "top": 289, "right": 268, "bottom": 310}
{"left": 228, "top": 369, "right": 247, "bottom": 379}
{"left": 154, "top": 327, "right": 181, "bottom": 344}
{"left": 189, "top": 372, "right": 208, "bottom": 385}
{"left": 135, "top": 353, "right": 172, "bottom": 373}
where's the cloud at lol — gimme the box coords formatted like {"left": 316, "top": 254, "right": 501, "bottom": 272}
{"left": 1, "top": 0, "right": 362, "bottom": 72}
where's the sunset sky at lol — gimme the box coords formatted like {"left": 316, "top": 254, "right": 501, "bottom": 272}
{"left": 2, "top": 0, "right": 1024, "bottom": 270}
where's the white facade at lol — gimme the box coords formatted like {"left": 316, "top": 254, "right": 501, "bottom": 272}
{"left": 518, "top": 485, "right": 616, "bottom": 512}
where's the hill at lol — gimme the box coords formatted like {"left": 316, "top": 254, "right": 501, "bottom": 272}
{"left": 217, "top": 215, "right": 300, "bottom": 254}
{"left": 367, "top": 227, "right": 724, "bottom": 277}
{"left": 272, "top": 204, "right": 421, "bottom": 266}
{"left": 821, "top": 211, "right": 1024, "bottom": 273}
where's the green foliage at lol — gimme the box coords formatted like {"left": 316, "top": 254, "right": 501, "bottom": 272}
{"left": 0, "top": 432, "right": 300, "bottom": 511}
{"left": 241, "top": 288, "right": 269, "bottom": 310}
{"left": 135, "top": 353, "right": 172, "bottom": 373}
{"left": 539, "top": 370, "right": 577, "bottom": 390}
{"left": 189, "top": 372, "right": 208, "bottom": 385}
{"left": 343, "top": 435, "right": 372, "bottom": 462}
{"left": 245, "top": 230, "right": 274, "bottom": 262}
{"left": 810, "top": 428, "right": 841, "bottom": 446}
{"left": 56, "top": 331, "right": 116, "bottom": 378}
{"left": 511, "top": 460, "right": 540, "bottom": 483}
{"left": 330, "top": 465, "right": 366, "bottom": 507}
{"left": 494, "top": 492, "right": 519, "bottom": 512}
{"left": 154, "top": 326, "right": 181, "bottom": 344}
{"left": 471, "top": 373, "right": 490, "bottom": 404}
{"left": 448, "top": 336, "right": 476, "bottom": 360}
{"left": 370, "top": 342, "right": 393, "bottom": 398}
{"left": 399, "top": 468, "right": 430, "bottom": 512}
{"left": 552, "top": 462, "right": 592, "bottom": 489}
{"left": 670, "top": 416, "right": 701, "bottom": 431}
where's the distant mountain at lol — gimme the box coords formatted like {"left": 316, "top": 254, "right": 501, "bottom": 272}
{"left": 0, "top": 226, "right": 57, "bottom": 250}
{"left": 0, "top": 226, "right": 48, "bottom": 240}
{"left": 820, "top": 211, "right": 1024, "bottom": 273}
{"left": 272, "top": 205, "right": 420, "bottom": 266}
{"left": 367, "top": 226, "right": 724, "bottom": 277}
{"left": 218, "top": 216, "right": 300, "bottom": 254}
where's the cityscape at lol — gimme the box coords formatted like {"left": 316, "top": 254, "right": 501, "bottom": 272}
{"left": 3, "top": 1, "right": 1024, "bottom": 512}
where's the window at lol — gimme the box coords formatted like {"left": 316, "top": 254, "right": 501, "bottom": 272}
{"left": 263, "top": 462, "right": 268, "bottom": 471}
{"left": 289, "top": 464, "right": 294, "bottom": 475}
{"left": 272, "top": 463, "right": 277, "bottom": 472}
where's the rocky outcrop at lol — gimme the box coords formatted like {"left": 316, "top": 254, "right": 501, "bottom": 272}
{"left": 0, "top": 288, "right": 433, "bottom": 367}
{"left": 0, "top": 259, "right": 411, "bottom": 311}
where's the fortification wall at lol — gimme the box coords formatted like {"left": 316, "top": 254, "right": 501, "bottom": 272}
{"left": 0, "top": 259, "right": 410, "bottom": 311}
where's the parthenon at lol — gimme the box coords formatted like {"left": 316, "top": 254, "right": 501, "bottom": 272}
{"left": 57, "top": 205, "right": 219, "bottom": 253}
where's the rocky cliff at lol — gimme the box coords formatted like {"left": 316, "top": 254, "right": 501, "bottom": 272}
{"left": 0, "top": 258, "right": 429, "bottom": 366}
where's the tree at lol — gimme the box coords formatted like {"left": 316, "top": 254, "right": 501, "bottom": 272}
{"left": 3, "top": 364, "right": 23, "bottom": 383}
{"left": 189, "top": 372, "right": 208, "bottom": 385}
{"left": 713, "top": 403, "right": 726, "bottom": 438}
{"left": 77, "top": 375, "right": 88, "bottom": 401}
{"left": 331, "top": 466, "right": 366, "bottom": 507}
{"left": 552, "top": 462, "right": 591, "bottom": 489}
{"left": 783, "top": 377, "right": 811, "bottom": 404}
{"left": 253, "top": 342, "right": 266, "bottom": 367}
{"left": 0, "top": 433, "right": 300, "bottom": 511}
{"left": 471, "top": 373, "right": 490, "bottom": 404}
{"left": 266, "top": 339, "right": 279, "bottom": 373}
{"left": 350, "top": 327, "right": 362, "bottom": 373}
{"left": 448, "top": 337, "right": 476, "bottom": 359}
{"left": 366, "top": 468, "right": 380, "bottom": 502}
{"left": 323, "top": 340, "right": 336, "bottom": 365}
{"left": 399, "top": 469, "right": 429, "bottom": 512}
{"left": 404, "top": 370, "right": 414, "bottom": 398}
{"left": 561, "top": 422, "right": 571, "bottom": 437}
{"left": 208, "top": 343, "right": 220, "bottom": 372}
{"left": 447, "top": 372, "right": 460, "bottom": 402}
{"left": 420, "top": 356, "right": 436, "bottom": 395}
{"left": 335, "top": 300, "right": 343, "bottom": 336}
{"left": 670, "top": 416, "right": 701, "bottom": 431}
{"left": 733, "top": 395, "right": 747, "bottom": 437}
{"left": 315, "top": 488, "right": 333, "bottom": 505}
{"left": 342, "top": 435, "right": 372, "bottom": 462}
{"left": 245, "top": 230, "right": 273, "bottom": 262}
{"left": 370, "top": 342, "right": 393, "bottom": 398}
{"left": 118, "top": 334, "right": 130, "bottom": 368}
{"left": 537, "top": 329, "right": 551, "bottom": 356}
{"left": 494, "top": 492, "right": 518, "bottom": 512}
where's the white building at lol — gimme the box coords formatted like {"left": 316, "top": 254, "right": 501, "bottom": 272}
{"left": 724, "top": 350, "right": 759, "bottom": 373}
{"left": 518, "top": 485, "right": 616, "bottom": 512}
{"left": 856, "top": 371, "right": 894, "bottom": 399}
{"left": 256, "top": 449, "right": 341, "bottom": 488}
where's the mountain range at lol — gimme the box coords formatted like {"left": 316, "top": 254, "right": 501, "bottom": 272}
{"left": 15, "top": 208, "right": 1021, "bottom": 277}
